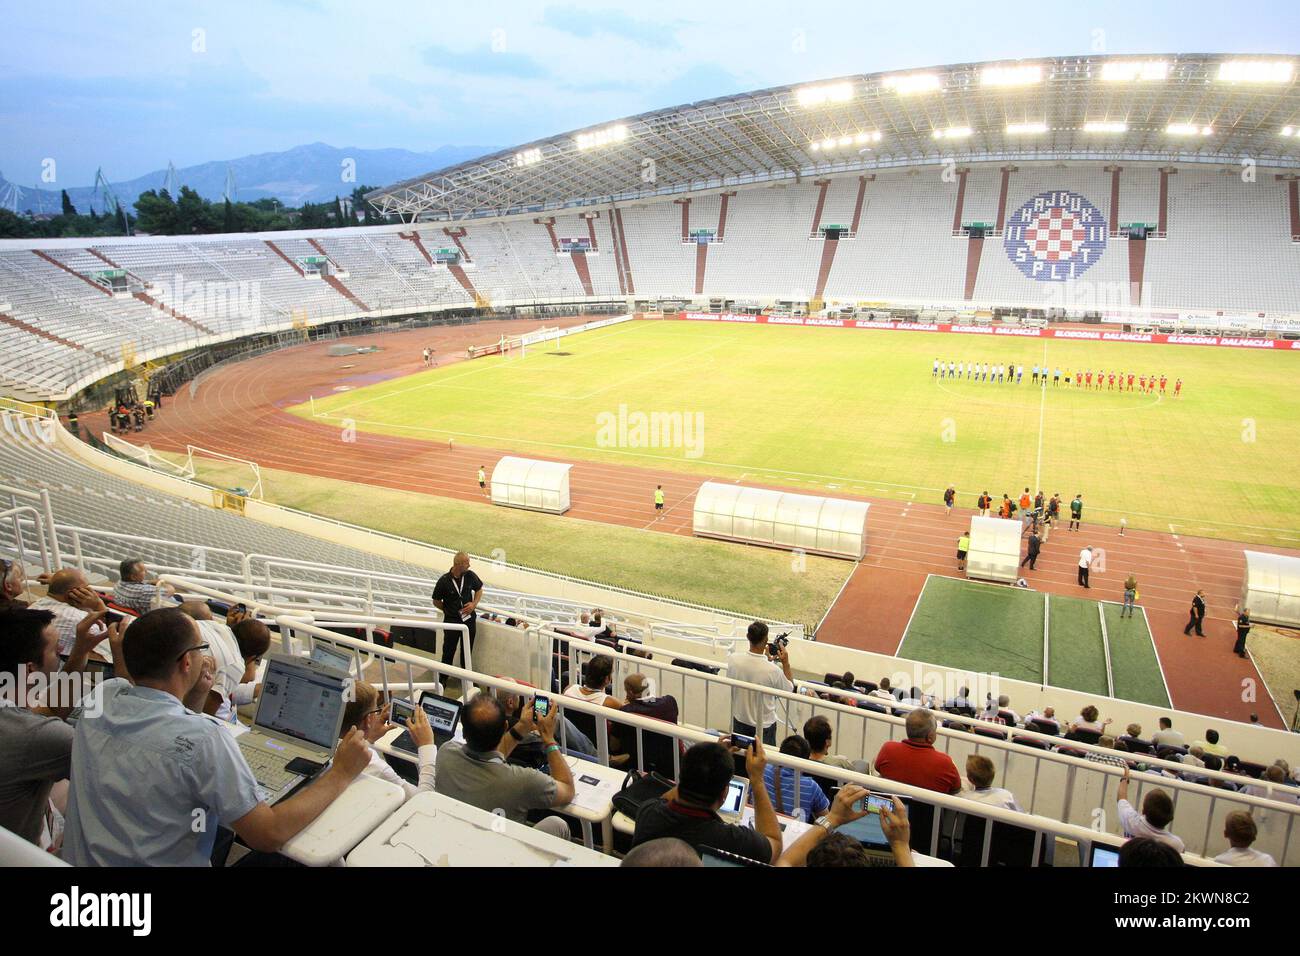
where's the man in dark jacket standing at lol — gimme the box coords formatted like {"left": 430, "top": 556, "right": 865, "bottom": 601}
{"left": 1020, "top": 531, "right": 1041, "bottom": 570}
{"left": 1183, "top": 590, "right": 1207, "bottom": 636}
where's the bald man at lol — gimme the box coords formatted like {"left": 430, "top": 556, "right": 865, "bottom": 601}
{"left": 28, "top": 568, "right": 112, "bottom": 660}
{"left": 431, "top": 552, "right": 483, "bottom": 669}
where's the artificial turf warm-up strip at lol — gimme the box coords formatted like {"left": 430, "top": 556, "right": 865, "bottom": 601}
{"left": 900, "top": 575, "right": 1171, "bottom": 708}
{"left": 1102, "top": 603, "right": 1172, "bottom": 708}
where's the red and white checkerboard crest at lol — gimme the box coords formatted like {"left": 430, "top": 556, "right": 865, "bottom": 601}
{"left": 1004, "top": 190, "right": 1108, "bottom": 281}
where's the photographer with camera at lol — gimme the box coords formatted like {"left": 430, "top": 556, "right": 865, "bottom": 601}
{"left": 726, "top": 621, "right": 793, "bottom": 745}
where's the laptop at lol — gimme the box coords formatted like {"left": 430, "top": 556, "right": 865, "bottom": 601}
{"left": 388, "top": 691, "right": 463, "bottom": 754}
{"left": 309, "top": 641, "right": 354, "bottom": 675}
{"left": 237, "top": 654, "right": 350, "bottom": 804}
{"left": 718, "top": 776, "right": 750, "bottom": 822}
{"left": 1089, "top": 843, "right": 1121, "bottom": 867}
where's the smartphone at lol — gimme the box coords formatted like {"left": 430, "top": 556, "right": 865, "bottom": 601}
{"left": 103, "top": 610, "right": 125, "bottom": 626}
{"left": 233, "top": 603, "right": 248, "bottom": 615}
{"left": 389, "top": 698, "right": 416, "bottom": 727}
{"left": 730, "top": 733, "right": 755, "bottom": 751}
{"left": 533, "top": 695, "right": 551, "bottom": 719}
{"left": 858, "top": 792, "right": 903, "bottom": 814}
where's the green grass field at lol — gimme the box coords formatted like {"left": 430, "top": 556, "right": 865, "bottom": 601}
{"left": 295, "top": 320, "right": 1300, "bottom": 547}
{"left": 900, "top": 575, "right": 1170, "bottom": 707}
{"left": 160, "top": 452, "right": 851, "bottom": 628}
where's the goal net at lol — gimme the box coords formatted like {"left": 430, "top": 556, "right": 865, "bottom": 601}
{"left": 499, "top": 326, "right": 562, "bottom": 359}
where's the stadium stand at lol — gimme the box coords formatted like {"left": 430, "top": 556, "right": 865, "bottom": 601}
{"left": 4, "top": 162, "right": 1300, "bottom": 401}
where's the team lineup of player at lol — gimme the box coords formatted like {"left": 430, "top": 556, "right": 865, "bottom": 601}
{"left": 932, "top": 357, "right": 1182, "bottom": 396}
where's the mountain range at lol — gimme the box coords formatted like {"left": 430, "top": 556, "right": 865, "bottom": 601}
{"left": 0, "top": 142, "right": 498, "bottom": 215}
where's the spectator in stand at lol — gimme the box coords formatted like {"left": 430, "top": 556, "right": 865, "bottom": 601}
{"left": 944, "top": 685, "right": 975, "bottom": 713}
{"left": 803, "top": 715, "right": 856, "bottom": 777}
{"left": 609, "top": 673, "right": 679, "bottom": 769}
{"left": 1117, "top": 723, "right": 1144, "bottom": 749}
{"left": 1116, "top": 767, "right": 1185, "bottom": 852}
{"left": 631, "top": 739, "right": 782, "bottom": 863}
{"left": 1068, "top": 705, "right": 1110, "bottom": 737}
{"left": 340, "top": 681, "right": 437, "bottom": 799}
{"left": 1194, "top": 729, "right": 1229, "bottom": 758}
{"left": 1151, "top": 717, "right": 1185, "bottom": 750}
{"left": 491, "top": 685, "right": 595, "bottom": 757}
{"left": 229, "top": 617, "right": 271, "bottom": 712}
{"left": 62, "top": 607, "right": 370, "bottom": 865}
{"left": 619, "top": 837, "right": 701, "bottom": 868}
{"left": 763, "top": 735, "right": 830, "bottom": 822}
{"left": 0, "top": 608, "right": 123, "bottom": 848}
{"left": 960, "top": 755, "right": 1023, "bottom": 812}
{"left": 776, "top": 785, "right": 914, "bottom": 868}
{"left": 1086, "top": 736, "right": 1129, "bottom": 768}
{"left": 874, "top": 709, "right": 961, "bottom": 794}
{"left": 1242, "top": 765, "right": 1300, "bottom": 809}
{"left": 112, "top": 559, "right": 175, "bottom": 615}
{"left": 990, "top": 694, "right": 1020, "bottom": 725}
{"left": 725, "top": 621, "right": 793, "bottom": 745}
{"left": 1214, "top": 812, "right": 1278, "bottom": 867}
{"left": 177, "top": 601, "right": 246, "bottom": 721}
{"left": 0, "top": 557, "right": 30, "bottom": 611}
{"left": 1119, "top": 838, "right": 1184, "bottom": 867}
{"left": 869, "top": 679, "right": 896, "bottom": 706}
{"left": 434, "top": 691, "right": 573, "bottom": 839}
{"left": 562, "top": 654, "right": 623, "bottom": 710}
{"left": 28, "top": 569, "right": 112, "bottom": 660}
{"left": 1024, "top": 706, "right": 1060, "bottom": 734}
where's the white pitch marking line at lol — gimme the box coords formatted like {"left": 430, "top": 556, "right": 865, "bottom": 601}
{"left": 1033, "top": 341, "right": 1048, "bottom": 492}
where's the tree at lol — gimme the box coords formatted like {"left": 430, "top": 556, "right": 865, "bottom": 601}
{"left": 60, "top": 190, "right": 77, "bottom": 217}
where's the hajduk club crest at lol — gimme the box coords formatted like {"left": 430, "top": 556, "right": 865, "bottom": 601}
{"left": 1003, "top": 190, "right": 1108, "bottom": 281}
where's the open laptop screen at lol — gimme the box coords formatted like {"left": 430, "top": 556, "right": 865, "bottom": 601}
{"left": 309, "top": 642, "right": 353, "bottom": 674}
{"left": 1090, "top": 844, "right": 1120, "bottom": 868}
{"left": 256, "top": 657, "right": 348, "bottom": 751}
{"left": 719, "top": 777, "right": 748, "bottom": 816}
{"left": 421, "top": 693, "right": 462, "bottom": 737}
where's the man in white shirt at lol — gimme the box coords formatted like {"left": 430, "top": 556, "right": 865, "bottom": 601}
{"left": 1214, "top": 811, "right": 1277, "bottom": 867}
{"left": 990, "top": 694, "right": 1020, "bottom": 726}
{"left": 726, "top": 622, "right": 793, "bottom": 745}
{"left": 1151, "top": 717, "right": 1185, "bottom": 750}
{"left": 1077, "top": 546, "right": 1093, "bottom": 589}
{"left": 28, "top": 568, "right": 111, "bottom": 660}
{"left": 1116, "top": 767, "right": 1184, "bottom": 852}
{"left": 960, "top": 755, "right": 1022, "bottom": 812}
{"left": 177, "top": 601, "right": 254, "bottom": 722}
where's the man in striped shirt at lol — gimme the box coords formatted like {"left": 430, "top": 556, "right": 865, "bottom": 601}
{"left": 113, "top": 559, "right": 175, "bottom": 615}
{"left": 27, "top": 569, "right": 111, "bottom": 660}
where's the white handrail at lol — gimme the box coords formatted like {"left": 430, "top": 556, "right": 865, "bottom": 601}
{"left": 261, "top": 614, "right": 1221, "bottom": 867}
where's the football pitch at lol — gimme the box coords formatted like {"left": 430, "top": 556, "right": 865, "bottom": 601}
{"left": 899, "top": 575, "right": 1171, "bottom": 707}
{"left": 295, "top": 319, "right": 1300, "bottom": 547}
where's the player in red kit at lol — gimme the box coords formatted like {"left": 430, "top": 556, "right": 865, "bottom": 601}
{"left": 1159, "top": 375, "right": 1167, "bottom": 394}
{"left": 1085, "top": 370, "right": 1093, "bottom": 388}
{"left": 1107, "top": 371, "right": 1115, "bottom": 390}
{"left": 1174, "top": 378, "right": 1182, "bottom": 397}
{"left": 1127, "top": 372, "right": 1135, "bottom": 391}
{"left": 1138, "top": 374, "right": 1146, "bottom": 393}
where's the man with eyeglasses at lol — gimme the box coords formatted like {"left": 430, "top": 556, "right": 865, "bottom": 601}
{"left": 62, "top": 607, "right": 369, "bottom": 866}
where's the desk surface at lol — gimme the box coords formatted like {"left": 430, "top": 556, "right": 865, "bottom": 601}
{"left": 346, "top": 792, "right": 618, "bottom": 867}
{"left": 280, "top": 773, "right": 406, "bottom": 866}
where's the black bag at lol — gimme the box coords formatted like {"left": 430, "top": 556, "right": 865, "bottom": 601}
{"left": 611, "top": 769, "right": 674, "bottom": 820}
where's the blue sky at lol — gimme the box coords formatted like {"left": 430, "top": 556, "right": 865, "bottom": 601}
{"left": 1, "top": 0, "right": 1296, "bottom": 186}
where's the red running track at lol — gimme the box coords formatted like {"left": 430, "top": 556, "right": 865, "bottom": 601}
{"left": 80, "top": 319, "right": 1299, "bottom": 728}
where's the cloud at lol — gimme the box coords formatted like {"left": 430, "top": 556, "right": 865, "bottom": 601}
{"left": 541, "top": 6, "right": 682, "bottom": 48}
{"left": 421, "top": 44, "right": 547, "bottom": 79}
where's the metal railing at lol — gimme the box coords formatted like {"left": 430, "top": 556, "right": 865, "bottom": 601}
{"left": 540, "top": 627, "right": 1300, "bottom": 863}
{"left": 240, "top": 609, "right": 1222, "bottom": 867}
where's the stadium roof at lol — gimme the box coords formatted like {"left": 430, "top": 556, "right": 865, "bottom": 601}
{"left": 368, "top": 53, "right": 1300, "bottom": 222}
